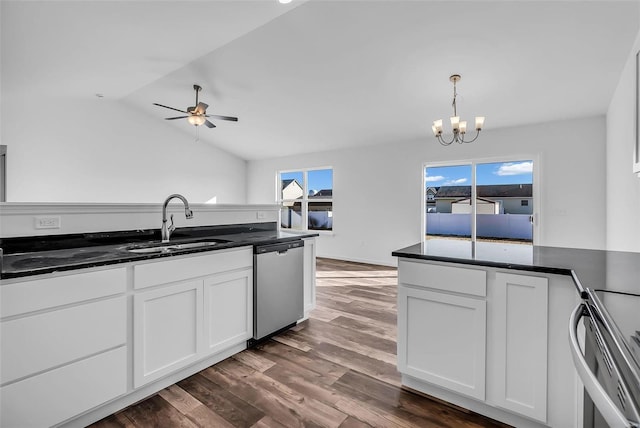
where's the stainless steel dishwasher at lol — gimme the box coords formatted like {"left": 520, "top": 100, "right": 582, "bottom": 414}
{"left": 250, "top": 239, "right": 304, "bottom": 346}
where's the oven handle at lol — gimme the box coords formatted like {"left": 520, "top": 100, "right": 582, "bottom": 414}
{"left": 569, "top": 303, "right": 632, "bottom": 428}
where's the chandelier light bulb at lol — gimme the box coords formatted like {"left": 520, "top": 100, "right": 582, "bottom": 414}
{"left": 433, "top": 119, "right": 443, "bottom": 135}
{"left": 450, "top": 116, "right": 460, "bottom": 130}
{"left": 432, "top": 74, "right": 485, "bottom": 145}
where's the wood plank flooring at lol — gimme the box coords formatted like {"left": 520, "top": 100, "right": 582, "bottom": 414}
{"left": 90, "top": 258, "right": 510, "bottom": 428}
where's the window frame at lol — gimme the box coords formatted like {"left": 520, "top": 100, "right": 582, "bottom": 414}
{"left": 277, "top": 166, "right": 333, "bottom": 233}
{"left": 422, "top": 155, "right": 540, "bottom": 245}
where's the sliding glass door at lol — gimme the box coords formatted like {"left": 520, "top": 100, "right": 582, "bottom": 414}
{"left": 425, "top": 159, "right": 534, "bottom": 245}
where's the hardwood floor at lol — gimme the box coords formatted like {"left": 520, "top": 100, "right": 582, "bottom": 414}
{"left": 90, "top": 258, "right": 510, "bottom": 428}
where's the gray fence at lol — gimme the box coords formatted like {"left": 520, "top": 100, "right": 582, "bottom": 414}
{"left": 427, "top": 213, "right": 532, "bottom": 240}
{"left": 281, "top": 210, "right": 332, "bottom": 230}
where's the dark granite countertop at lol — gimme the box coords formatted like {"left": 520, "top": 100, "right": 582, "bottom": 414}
{"left": 392, "top": 240, "right": 640, "bottom": 297}
{"left": 0, "top": 222, "right": 319, "bottom": 280}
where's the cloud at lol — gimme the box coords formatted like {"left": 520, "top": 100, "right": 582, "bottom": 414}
{"left": 444, "top": 178, "right": 468, "bottom": 185}
{"left": 425, "top": 175, "right": 445, "bottom": 183}
{"left": 495, "top": 161, "right": 533, "bottom": 176}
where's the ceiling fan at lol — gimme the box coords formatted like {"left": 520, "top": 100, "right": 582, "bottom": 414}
{"left": 153, "top": 84, "right": 238, "bottom": 128}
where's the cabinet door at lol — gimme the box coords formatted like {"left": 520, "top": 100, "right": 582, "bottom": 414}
{"left": 303, "top": 238, "right": 317, "bottom": 318}
{"left": 491, "top": 272, "right": 548, "bottom": 422}
{"left": 203, "top": 268, "right": 252, "bottom": 355}
{"left": 133, "top": 280, "right": 203, "bottom": 388}
{"left": 398, "top": 285, "right": 486, "bottom": 400}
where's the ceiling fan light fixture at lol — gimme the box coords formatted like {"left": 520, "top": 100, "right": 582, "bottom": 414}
{"left": 187, "top": 115, "right": 206, "bottom": 126}
{"left": 153, "top": 84, "right": 238, "bottom": 130}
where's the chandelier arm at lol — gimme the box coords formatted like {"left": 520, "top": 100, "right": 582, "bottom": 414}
{"left": 460, "top": 130, "right": 481, "bottom": 144}
{"left": 437, "top": 134, "right": 455, "bottom": 146}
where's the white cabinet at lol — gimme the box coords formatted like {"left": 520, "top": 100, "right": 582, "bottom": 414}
{"left": 133, "top": 279, "right": 203, "bottom": 387}
{"left": 303, "top": 237, "right": 317, "bottom": 318}
{"left": 132, "top": 247, "right": 253, "bottom": 388}
{"left": 0, "top": 267, "right": 127, "bottom": 428}
{"left": 397, "top": 258, "right": 577, "bottom": 428}
{"left": 204, "top": 268, "right": 253, "bottom": 355}
{"left": 398, "top": 284, "right": 487, "bottom": 400}
{"left": 489, "top": 272, "right": 548, "bottom": 422}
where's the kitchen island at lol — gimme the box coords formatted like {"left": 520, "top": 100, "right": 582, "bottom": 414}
{"left": 0, "top": 203, "right": 318, "bottom": 428}
{"left": 393, "top": 240, "right": 640, "bottom": 428}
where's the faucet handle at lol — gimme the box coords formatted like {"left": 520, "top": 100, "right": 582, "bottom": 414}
{"left": 168, "top": 214, "right": 176, "bottom": 234}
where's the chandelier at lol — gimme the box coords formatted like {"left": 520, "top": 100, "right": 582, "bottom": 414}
{"left": 432, "top": 74, "right": 485, "bottom": 145}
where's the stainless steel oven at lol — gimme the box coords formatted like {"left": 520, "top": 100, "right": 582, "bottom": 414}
{"left": 570, "top": 289, "right": 640, "bottom": 427}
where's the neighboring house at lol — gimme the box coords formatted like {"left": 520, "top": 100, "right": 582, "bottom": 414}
{"left": 434, "top": 184, "right": 533, "bottom": 214}
{"left": 452, "top": 197, "right": 500, "bottom": 214}
{"left": 425, "top": 187, "right": 439, "bottom": 213}
{"left": 282, "top": 179, "right": 304, "bottom": 201}
{"left": 311, "top": 189, "right": 333, "bottom": 198}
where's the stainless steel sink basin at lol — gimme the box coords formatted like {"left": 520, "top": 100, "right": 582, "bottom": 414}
{"left": 127, "top": 240, "right": 225, "bottom": 254}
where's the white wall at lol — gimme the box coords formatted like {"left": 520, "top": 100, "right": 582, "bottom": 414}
{"left": 248, "top": 116, "right": 606, "bottom": 266}
{"left": 0, "top": 203, "right": 278, "bottom": 238}
{"left": 606, "top": 27, "right": 640, "bottom": 253}
{"left": 1, "top": 97, "right": 247, "bottom": 204}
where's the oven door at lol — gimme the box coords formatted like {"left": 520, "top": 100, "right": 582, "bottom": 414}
{"left": 570, "top": 303, "right": 639, "bottom": 428}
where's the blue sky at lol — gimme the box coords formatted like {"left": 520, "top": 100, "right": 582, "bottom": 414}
{"left": 281, "top": 169, "right": 333, "bottom": 192}
{"left": 425, "top": 161, "right": 533, "bottom": 186}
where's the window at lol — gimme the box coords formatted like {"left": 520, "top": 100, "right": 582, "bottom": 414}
{"left": 278, "top": 168, "right": 333, "bottom": 231}
{"left": 425, "top": 159, "right": 535, "bottom": 245}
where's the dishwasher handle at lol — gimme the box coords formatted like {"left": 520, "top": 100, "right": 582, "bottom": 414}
{"left": 569, "top": 303, "right": 633, "bottom": 428}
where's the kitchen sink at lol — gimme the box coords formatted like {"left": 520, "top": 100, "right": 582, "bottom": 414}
{"left": 126, "top": 240, "right": 227, "bottom": 254}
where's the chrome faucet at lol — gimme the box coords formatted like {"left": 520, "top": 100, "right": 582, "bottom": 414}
{"left": 161, "top": 194, "right": 193, "bottom": 242}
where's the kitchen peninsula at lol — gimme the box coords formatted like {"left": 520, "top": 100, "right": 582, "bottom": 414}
{"left": 393, "top": 240, "right": 640, "bottom": 428}
{"left": 0, "top": 202, "right": 318, "bottom": 428}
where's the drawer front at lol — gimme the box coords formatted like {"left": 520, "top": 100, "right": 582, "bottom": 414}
{"left": 0, "top": 346, "right": 127, "bottom": 428}
{"left": 1, "top": 296, "right": 127, "bottom": 384}
{"left": 1, "top": 267, "right": 126, "bottom": 318}
{"left": 398, "top": 259, "right": 486, "bottom": 297}
{"left": 134, "top": 247, "right": 252, "bottom": 289}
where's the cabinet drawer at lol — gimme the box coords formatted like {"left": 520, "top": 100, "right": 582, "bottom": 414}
{"left": 1, "top": 267, "right": 126, "bottom": 318}
{"left": 134, "top": 247, "right": 252, "bottom": 290}
{"left": 1, "top": 296, "right": 126, "bottom": 385}
{"left": 398, "top": 259, "right": 486, "bottom": 297}
{"left": 0, "top": 346, "right": 127, "bottom": 428}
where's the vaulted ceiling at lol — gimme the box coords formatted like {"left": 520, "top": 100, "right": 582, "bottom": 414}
{"left": 2, "top": 1, "right": 639, "bottom": 160}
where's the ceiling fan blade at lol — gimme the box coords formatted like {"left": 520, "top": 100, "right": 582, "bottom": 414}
{"left": 195, "top": 102, "right": 209, "bottom": 114}
{"left": 165, "top": 116, "right": 189, "bottom": 120}
{"left": 206, "top": 114, "right": 238, "bottom": 122}
{"left": 204, "top": 120, "right": 216, "bottom": 128}
{"left": 153, "top": 103, "right": 188, "bottom": 114}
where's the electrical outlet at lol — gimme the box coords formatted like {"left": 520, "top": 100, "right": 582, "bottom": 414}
{"left": 35, "top": 216, "right": 61, "bottom": 229}
{"left": 256, "top": 211, "right": 266, "bottom": 219}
